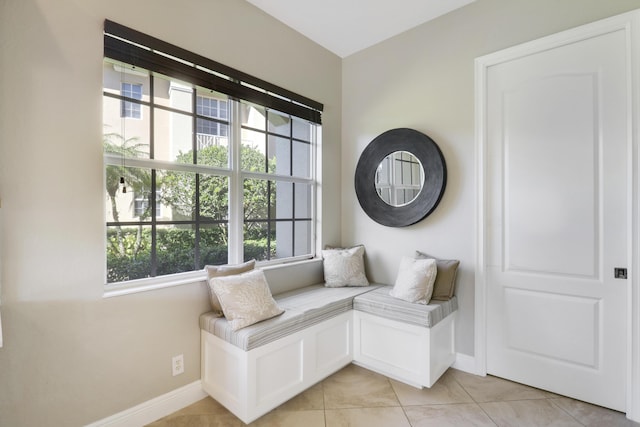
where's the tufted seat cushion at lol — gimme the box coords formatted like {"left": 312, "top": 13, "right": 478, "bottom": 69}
{"left": 200, "top": 284, "right": 381, "bottom": 350}
{"left": 353, "top": 285, "right": 457, "bottom": 328}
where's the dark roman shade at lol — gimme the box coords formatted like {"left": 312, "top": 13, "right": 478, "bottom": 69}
{"left": 103, "top": 20, "right": 323, "bottom": 124}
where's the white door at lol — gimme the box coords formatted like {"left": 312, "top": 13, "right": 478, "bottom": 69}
{"left": 484, "top": 25, "right": 630, "bottom": 411}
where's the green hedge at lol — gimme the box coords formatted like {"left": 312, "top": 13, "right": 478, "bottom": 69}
{"left": 106, "top": 227, "right": 273, "bottom": 283}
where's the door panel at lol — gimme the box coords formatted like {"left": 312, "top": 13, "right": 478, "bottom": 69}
{"left": 503, "top": 73, "right": 598, "bottom": 278}
{"left": 504, "top": 288, "right": 600, "bottom": 367}
{"left": 486, "top": 28, "right": 628, "bottom": 411}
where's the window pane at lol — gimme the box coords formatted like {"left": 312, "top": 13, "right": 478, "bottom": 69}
{"left": 105, "top": 165, "right": 153, "bottom": 223}
{"left": 244, "top": 222, "right": 274, "bottom": 262}
{"left": 156, "top": 225, "right": 195, "bottom": 275}
{"left": 103, "top": 97, "right": 151, "bottom": 159}
{"left": 196, "top": 89, "right": 230, "bottom": 164}
{"left": 243, "top": 177, "right": 276, "bottom": 262}
{"left": 106, "top": 225, "right": 152, "bottom": 283}
{"left": 275, "top": 181, "right": 293, "bottom": 219}
{"left": 103, "top": 96, "right": 122, "bottom": 135}
{"left": 196, "top": 117, "right": 229, "bottom": 138}
{"left": 196, "top": 90, "right": 229, "bottom": 118}
{"left": 241, "top": 101, "right": 266, "bottom": 130}
{"left": 200, "top": 223, "right": 229, "bottom": 267}
{"left": 134, "top": 190, "right": 162, "bottom": 219}
{"left": 199, "top": 175, "right": 229, "bottom": 221}
{"left": 268, "top": 110, "right": 291, "bottom": 137}
{"left": 154, "top": 108, "right": 193, "bottom": 163}
{"left": 292, "top": 117, "right": 312, "bottom": 141}
{"left": 160, "top": 171, "right": 196, "bottom": 220}
{"left": 197, "top": 128, "right": 229, "bottom": 168}
{"left": 121, "top": 83, "right": 143, "bottom": 118}
{"left": 292, "top": 141, "right": 311, "bottom": 178}
{"left": 244, "top": 178, "right": 273, "bottom": 220}
{"left": 241, "top": 130, "right": 267, "bottom": 172}
{"left": 294, "top": 220, "right": 313, "bottom": 256}
{"left": 294, "top": 183, "right": 312, "bottom": 218}
{"left": 154, "top": 74, "right": 193, "bottom": 113}
{"left": 103, "top": 61, "right": 150, "bottom": 103}
{"left": 269, "top": 135, "right": 291, "bottom": 176}
{"left": 275, "top": 221, "right": 293, "bottom": 258}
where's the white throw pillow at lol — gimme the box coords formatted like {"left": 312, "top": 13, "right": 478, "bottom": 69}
{"left": 322, "top": 245, "right": 369, "bottom": 288}
{"left": 389, "top": 256, "right": 437, "bottom": 304}
{"left": 211, "top": 269, "right": 284, "bottom": 331}
{"left": 205, "top": 259, "right": 256, "bottom": 316}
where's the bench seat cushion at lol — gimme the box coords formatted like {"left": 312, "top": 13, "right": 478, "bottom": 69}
{"left": 200, "top": 284, "right": 382, "bottom": 350}
{"left": 353, "top": 285, "right": 457, "bottom": 327}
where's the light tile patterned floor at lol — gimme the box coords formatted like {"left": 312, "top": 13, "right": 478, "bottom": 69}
{"left": 147, "top": 365, "right": 639, "bottom": 427}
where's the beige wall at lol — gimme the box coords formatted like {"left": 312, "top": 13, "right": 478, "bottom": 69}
{"left": 341, "top": 0, "right": 640, "bottom": 356}
{"left": 0, "top": 0, "right": 341, "bottom": 425}
{"left": 3, "top": 0, "right": 640, "bottom": 425}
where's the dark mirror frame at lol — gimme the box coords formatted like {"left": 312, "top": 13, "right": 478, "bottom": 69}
{"left": 355, "top": 128, "right": 447, "bottom": 227}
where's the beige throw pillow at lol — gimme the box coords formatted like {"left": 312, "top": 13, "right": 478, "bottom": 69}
{"left": 322, "top": 245, "right": 369, "bottom": 287}
{"left": 210, "top": 269, "right": 284, "bottom": 331}
{"left": 415, "top": 251, "right": 460, "bottom": 300}
{"left": 389, "top": 256, "right": 437, "bottom": 304}
{"left": 205, "top": 259, "right": 256, "bottom": 316}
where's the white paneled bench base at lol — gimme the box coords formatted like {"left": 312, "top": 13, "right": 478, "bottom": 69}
{"left": 353, "top": 286, "right": 458, "bottom": 388}
{"left": 200, "top": 283, "right": 457, "bottom": 423}
{"left": 200, "top": 284, "right": 380, "bottom": 424}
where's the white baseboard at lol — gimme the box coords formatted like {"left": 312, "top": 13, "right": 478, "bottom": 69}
{"left": 452, "top": 352, "right": 477, "bottom": 374}
{"left": 85, "top": 381, "right": 207, "bottom": 427}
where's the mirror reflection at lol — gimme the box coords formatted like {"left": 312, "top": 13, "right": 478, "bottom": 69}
{"left": 375, "top": 151, "right": 425, "bottom": 207}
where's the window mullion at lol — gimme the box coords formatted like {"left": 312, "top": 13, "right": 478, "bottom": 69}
{"left": 150, "top": 75, "right": 158, "bottom": 277}
{"left": 192, "top": 90, "right": 201, "bottom": 269}
{"left": 228, "top": 99, "right": 244, "bottom": 263}
{"left": 312, "top": 126, "right": 320, "bottom": 258}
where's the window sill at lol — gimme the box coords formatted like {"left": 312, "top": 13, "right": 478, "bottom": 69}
{"left": 103, "top": 270, "right": 207, "bottom": 298}
{"left": 103, "top": 256, "right": 321, "bottom": 298}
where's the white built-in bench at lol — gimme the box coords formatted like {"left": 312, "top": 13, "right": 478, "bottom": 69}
{"left": 352, "top": 285, "right": 457, "bottom": 388}
{"left": 199, "top": 262, "right": 457, "bottom": 424}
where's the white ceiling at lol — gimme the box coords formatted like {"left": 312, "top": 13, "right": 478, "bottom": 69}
{"left": 246, "top": 0, "right": 476, "bottom": 58}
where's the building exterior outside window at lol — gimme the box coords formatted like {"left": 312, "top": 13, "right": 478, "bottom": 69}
{"left": 120, "top": 82, "right": 142, "bottom": 118}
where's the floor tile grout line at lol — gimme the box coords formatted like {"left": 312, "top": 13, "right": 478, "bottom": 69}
{"left": 450, "top": 371, "right": 482, "bottom": 405}
{"left": 477, "top": 404, "right": 500, "bottom": 427}
{"left": 321, "top": 380, "right": 327, "bottom": 427}
{"left": 547, "top": 398, "right": 588, "bottom": 426}
{"left": 387, "top": 377, "right": 415, "bottom": 426}
{"left": 449, "top": 373, "right": 504, "bottom": 427}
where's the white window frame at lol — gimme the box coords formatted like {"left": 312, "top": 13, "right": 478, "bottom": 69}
{"left": 104, "top": 70, "right": 319, "bottom": 295}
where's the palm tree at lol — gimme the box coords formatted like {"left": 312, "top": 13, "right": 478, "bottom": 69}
{"left": 103, "top": 129, "right": 149, "bottom": 256}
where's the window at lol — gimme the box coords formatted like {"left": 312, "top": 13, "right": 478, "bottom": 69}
{"left": 196, "top": 95, "right": 228, "bottom": 148}
{"left": 103, "top": 21, "right": 322, "bottom": 285}
{"left": 134, "top": 191, "right": 162, "bottom": 218}
{"left": 121, "top": 82, "right": 142, "bottom": 118}
{"left": 375, "top": 151, "right": 424, "bottom": 206}
{"left": 197, "top": 96, "right": 228, "bottom": 130}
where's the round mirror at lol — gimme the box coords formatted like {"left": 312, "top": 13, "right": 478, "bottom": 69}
{"left": 355, "top": 128, "right": 446, "bottom": 227}
{"left": 375, "top": 151, "right": 425, "bottom": 207}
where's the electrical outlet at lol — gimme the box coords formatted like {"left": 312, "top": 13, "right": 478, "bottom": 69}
{"left": 172, "top": 354, "right": 184, "bottom": 376}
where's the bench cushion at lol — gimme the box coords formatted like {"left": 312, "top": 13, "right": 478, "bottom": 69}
{"left": 353, "top": 285, "right": 457, "bottom": 327}
{"left": 200, "top": 284, "right": 381, "bottom": 350}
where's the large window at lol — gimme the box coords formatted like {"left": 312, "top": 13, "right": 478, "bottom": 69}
{"left": 103, "top": 21, "right": 322, "bottom": 285}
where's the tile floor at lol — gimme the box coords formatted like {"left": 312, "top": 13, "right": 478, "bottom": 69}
{"left": 147, "top": 365, "right": 639, "bottom": 427}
